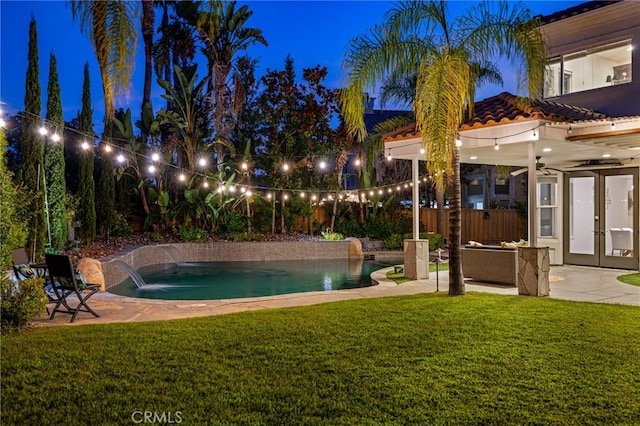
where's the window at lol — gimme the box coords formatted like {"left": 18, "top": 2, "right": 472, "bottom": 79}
{"left": 466, "top": 176, "right": 485, "bottom": 210}
{"left": 543, "top": 40, "right": 632, "bottom": 98}
{"left": 538, "top": 177, "right": 557, "bottom": 238}
{"left": 494, "top": 177, "right": 510, "bottom": 195}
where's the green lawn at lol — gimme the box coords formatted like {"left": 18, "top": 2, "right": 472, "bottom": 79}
{"left": 617, "top": 272, "right": 640, "bottom": 286}
{"left": 387, "top": 262, "right": 449, "bottom": 284}
{"left": 2, "top": 293, "right": 639, "bottom": 424}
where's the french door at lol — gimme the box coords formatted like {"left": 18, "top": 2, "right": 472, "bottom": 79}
{"left": 564, "top": 168, "right": 639, "bottom": 269}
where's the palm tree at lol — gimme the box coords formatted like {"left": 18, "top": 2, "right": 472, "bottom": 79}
{"left": 141, "top": 0, "right": 155, "bottom": 142}
{"left": 196, "top": 1, "right": 267, "bottom": 170}
{"left": 341, "top": 0, "right": 545, "bottom": 294}
{"left": 70, "top": 0, "right": 139, "bottom": 120}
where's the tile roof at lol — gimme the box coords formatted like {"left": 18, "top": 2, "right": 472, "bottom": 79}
{"left": 383, "top": 92, "right": 608, "bottom": 142}
{"left": 535, "top": 1, "right": 620, "bottom": 25}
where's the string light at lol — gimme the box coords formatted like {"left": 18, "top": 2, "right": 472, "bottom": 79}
{"left": 0, "top": 102, "right": 438, "bottom": 200}
{"left": 198, "top": 158, "right": 207, "bottom": 167}
{"left": 246, "top": 190, "right": 252, "bottom": 197}
{"left": 51, "top": 133, "right": 61, "bottom": 142}
{"left": 420, "top": 147, "right": 425, "bottom": 154}
{"left": 494, "top": 139, "right": 500, "bottom": 150}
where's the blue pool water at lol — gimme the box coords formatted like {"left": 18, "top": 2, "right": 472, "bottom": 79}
{"left": 108, "top": 257, "right": 402, "bottom": 300}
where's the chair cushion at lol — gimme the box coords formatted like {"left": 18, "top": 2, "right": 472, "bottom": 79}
{"left": 16, "top": 264, "right": 36, "bottom": 278}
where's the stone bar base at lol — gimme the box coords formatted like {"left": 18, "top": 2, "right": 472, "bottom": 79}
{"left": 403, "top": 239, "right": 429, "bottom": 280}
{"left": 517, "top": 247, "right": 550, "bottom": 296}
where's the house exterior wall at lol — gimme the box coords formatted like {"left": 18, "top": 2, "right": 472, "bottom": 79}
{"left": 540, "top": 1, "right": 640, "bottom": 116}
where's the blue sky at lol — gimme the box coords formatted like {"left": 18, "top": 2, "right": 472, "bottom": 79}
{"left": 0, "top": 0, "right": 584, "bottom": 131}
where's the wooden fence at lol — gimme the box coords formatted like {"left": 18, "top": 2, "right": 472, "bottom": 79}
{"left": 290, "top": 206, "right": 526, "bottom": 244}
{"left": 419, "top": 208, "right": 527, "bottom": 245}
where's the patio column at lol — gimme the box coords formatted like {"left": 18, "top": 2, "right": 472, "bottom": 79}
{"left": 412, "top": 156, "right": 420, "bottom": 239}
{"left": 528, "top": 141, "right": 538, "bottom": 248}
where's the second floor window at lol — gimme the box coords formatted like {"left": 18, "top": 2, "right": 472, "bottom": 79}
{"left": 544, "top": 40, "right": 632, "bottom": 98}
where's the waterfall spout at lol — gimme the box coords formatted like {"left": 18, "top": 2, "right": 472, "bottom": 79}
{"left": 161, "top": 245, "right": 186, "bottom": 264}
{"left": 113, "top": 261, "right": 147, "bottom": 288}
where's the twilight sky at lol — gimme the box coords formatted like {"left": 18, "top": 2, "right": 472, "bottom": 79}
{"left": 0, "top": 0, "right": 584, "bottom": 132}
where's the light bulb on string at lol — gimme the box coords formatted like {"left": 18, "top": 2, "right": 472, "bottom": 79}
{"left": 494, "top": 139, "right": 500, "bottom": 150}
{"left": 420, "top": 147, "right": 425, "bottom": 155}
{"left": 198, "top": 158, "right": 207, "bottom": 167}
{"left": 39, "top": 126, "right": 47, "bottom": 136}
{"left": 300, "top": 192, "right": 305, "bottom": 198}
{"left": 282, "top": 163, "right": 290, "bottom": 172}
{"left": 217, "top": 185, "right": 224, "bottom": 194}
{"left": 51, "top": 133, "right": 60, "bottom": 142}
{"left": 104, "top": 144, "right": 112, "bottom": 153}
{"left": 283, "top": 193, "right": 289, "bottom": 200}
{"left": 117, "top": 154, "right": 125, "bottom": 163}
{"left": 311, "top": 194, "right": 317, "bottom": 201}
{"left": 229, "top": 185, "right": 236, "bottom": 193}
{"left": 319, "top": 160, "right": 327, "bottom": 170}
{"left": 178, "top": 174, "right": 186, "bottom": 182}
{"left": 240, "top": 186, "right": 246, "bottom": 193}
{"left": 266, "top": 193, "right": 272, "bottom": 200}
{"left": 148, "top": 165, "right": 156, "bottom": 174}
{"left": 241, "top": 162, "right": 248, "bottom": 171}
{"left": 354, "top": 158, "right": 361, "bottom": 167}
{"left": 455, "top": 136, "right": 462, "bottom": 148}
{"left": 81, "top": 141, "right": 89, "bottom": 150}
{"left": 202, "top": 180, "right": 209, "bottom": 189}
{"left": 151, "top": 153, "right": 160, "bottom": 162}
{"left": 246, "top": 190, "right": 252, "bottom": 197}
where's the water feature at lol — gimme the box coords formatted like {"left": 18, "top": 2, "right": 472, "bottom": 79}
{"left": 113, "top": 260, "right": 148, "bottom": 288}
{"left": 160, "top": 245, "right": 186, "bottom": 264}
{"left": 109, "top": 257, "right": 403, "bottom": 300}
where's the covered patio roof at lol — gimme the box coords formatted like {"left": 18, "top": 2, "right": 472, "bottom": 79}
{"left": 383, "top": 92, "right": 640, "bottom": 168}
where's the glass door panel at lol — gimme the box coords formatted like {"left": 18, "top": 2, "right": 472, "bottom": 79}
{"left": 568, "top": 176, "right": 596, "bottom": 256}
{"left": 601, "top": 169, "right": 638, "bottom": 269}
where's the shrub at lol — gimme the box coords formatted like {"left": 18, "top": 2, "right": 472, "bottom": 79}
{"left": 1, "top": 275, "right": 48, "bottom": 332}
{"left": 384, "top": 233, "right": 404, "bottom": 250}
{"left": 403, "top": 232, "right": 443, "bottom": 250}
{"left": 219, "top": 210, "right": 247, "bottom": 234}
{"left": 232, "top": 232, "right": 253, "bottom": 242}
{"left": 321, "top": 231, "right": 343, "bottom": 241}
{"left": 109, "top": 212, "right": 133, "bottom": 237}
{"left": 335, "top": 218, "right": 364, "bottom": 238}
{"left": 177, "top": 225, "right": 208, "bottom": 242}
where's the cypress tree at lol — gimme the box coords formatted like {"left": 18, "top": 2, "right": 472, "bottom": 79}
{"left": 96, "top": 122, "right": 115, "bottom": 237}
{"left": 44, "top": 53, "right": 67, "bottom": 251}
{"left": 77, "top": 63, "right": 96, "bottom": 242}
{"left": 19, "top": 16, "right": 46, "bottom": 259}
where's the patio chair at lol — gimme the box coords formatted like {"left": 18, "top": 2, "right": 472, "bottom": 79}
{"left": 45, "top": 253, "right": 101, "bottom": 323}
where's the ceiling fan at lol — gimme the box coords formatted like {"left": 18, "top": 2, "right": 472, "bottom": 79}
{"left": 510, "top": 156, "right": 564, "bottom": 176}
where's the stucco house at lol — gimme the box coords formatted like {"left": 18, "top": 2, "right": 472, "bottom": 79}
{"left": 384, "top": 0, "right": 640, "bottom": 270}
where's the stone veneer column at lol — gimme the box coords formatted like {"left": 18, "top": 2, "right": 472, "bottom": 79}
{"left": 403, "top": 239, "right": 429, "bottom": 280}
{"left": 517, "top": 247, "right": 550, "bottom": 296}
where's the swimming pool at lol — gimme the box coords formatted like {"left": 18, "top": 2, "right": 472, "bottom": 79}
{"left": 108, "top": 257, "right": 403, "bottom": 300}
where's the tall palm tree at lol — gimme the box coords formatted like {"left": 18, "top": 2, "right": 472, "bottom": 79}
{"left": 341, "top": 0, "right": 545, "bottom": 294}
{"left": 141, "top": 0, "right": 155, "bottom": 142}
{"left": 196, "top": 1, "right": 267, "bottom": 170}
{"left": 70, "top": 0, "right": 139, "bottom": 120}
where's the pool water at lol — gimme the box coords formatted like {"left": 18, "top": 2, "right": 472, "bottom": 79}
{"left": 109, "top": 258, "right": 402, "bottom": 300}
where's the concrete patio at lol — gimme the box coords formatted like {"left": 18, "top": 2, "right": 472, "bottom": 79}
{"left": 33, "top": 263, "right": 639, "bottom": 326}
